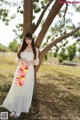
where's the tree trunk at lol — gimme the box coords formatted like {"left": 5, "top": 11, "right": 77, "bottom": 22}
{"left": 32, "top": 70, "right": 37, "bottom": 101}
{"left": 23, "top": 0, "right": 33, "bottom": 36}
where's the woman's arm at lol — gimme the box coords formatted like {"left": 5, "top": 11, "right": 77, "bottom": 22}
{"left": 32, "top": 47, "right": 39, "bottom": 65}
{"left": 18, "top": 58, "right": 27, "bottom": 64}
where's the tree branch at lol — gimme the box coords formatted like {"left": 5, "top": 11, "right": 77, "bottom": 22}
{"left": 63, "top": 4, "right": 68, "bottom": 24}
{"left": 34, "top": 0, "right": 53, "bottom": 31}
{"left": 35, "top": 26, "right": 80, "bottom": 72}
{"left": 73, "top": 4, "right": 80, "bottom": 13}
{"left": 35, "top": 0, "right": 66, "bottom": 48}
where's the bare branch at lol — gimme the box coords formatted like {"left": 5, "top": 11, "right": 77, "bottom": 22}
{"left": 73, "top": 4, "right": 80, "bottom": 12}
{"left": 63, "top": 4, "right": 68, "bottom": 24}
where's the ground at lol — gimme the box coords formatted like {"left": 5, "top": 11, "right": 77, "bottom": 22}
{"left": 0, "top": 53, "right": 80, "bottom": 120}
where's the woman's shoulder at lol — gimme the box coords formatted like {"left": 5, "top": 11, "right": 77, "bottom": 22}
{"left": 35, "top": 47, "right": 40, "bottom": 55}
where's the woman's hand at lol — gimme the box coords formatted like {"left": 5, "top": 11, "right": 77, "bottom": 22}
{"left": 25, "top": 60, "right": 34, "bottom": 66}
{"left": 19, "top": 59, "right": 34, "bottom": 66}
{"left": 20, "top": 59, "right": 26, "bottom": 65}
{"left": 21, "top": 60, "right": 25, "bottom": 65}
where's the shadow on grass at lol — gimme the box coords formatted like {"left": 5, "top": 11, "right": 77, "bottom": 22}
{"left": 0, "top": 72, "right": 80, "bottom": 120}
{"left": 37, "top": 82, "right": 80, "bottom": 119}
{"left": 37, "top": 72, "right": 80, "bottom": 119}
{"left": 0, "top": 88, "right": 41, "bottom": 120}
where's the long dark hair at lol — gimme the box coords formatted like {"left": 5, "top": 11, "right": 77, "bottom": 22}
{"left": 17, "top": 32, "right": 36, "bottom": 59}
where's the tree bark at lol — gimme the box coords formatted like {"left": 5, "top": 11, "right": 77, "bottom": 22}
{"left": 23, "top": 0, "right": 33, "bottom": 36}
{"left": 32, "top": 69, "right": 37, "bottom": 101}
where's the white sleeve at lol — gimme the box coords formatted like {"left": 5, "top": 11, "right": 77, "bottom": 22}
{"left": 33, "top": 48, "right": 39, "bottom": 65}
{"left": 33, "top": 58, "right": 39, "bottom": 65}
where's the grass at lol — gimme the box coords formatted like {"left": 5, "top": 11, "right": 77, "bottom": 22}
{"left": 0, "top": 54, "right": 80, "bottom": 120}
{"left": 36, "top": 64, "right": 80, "bottom": 120}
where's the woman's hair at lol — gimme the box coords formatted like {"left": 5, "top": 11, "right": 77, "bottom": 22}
{"left": 17, "top": 32, "right": 36, "bottom": 59}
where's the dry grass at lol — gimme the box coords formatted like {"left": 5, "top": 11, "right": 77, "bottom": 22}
{"left": 0, "top": 53, "right": 80, "bottom": 120}
{"left": 37, "top": 64, "right": 80, "bottom": 120}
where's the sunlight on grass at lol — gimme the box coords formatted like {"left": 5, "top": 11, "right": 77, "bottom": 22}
{"left": 0, "top": 52, "right": 17, "bottom": 64}
{"left": 37, "top": 64, "right": 80, "bottom": 96}
{"left": 0, "top": 54, "right": 80, "bottom": 119}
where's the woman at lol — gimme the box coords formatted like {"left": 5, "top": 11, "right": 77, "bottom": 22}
{"left": 0, "top": 32, "right": 39, "bottom": 118}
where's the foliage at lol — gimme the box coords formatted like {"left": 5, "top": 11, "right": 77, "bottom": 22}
{"left": 59, "top": 56, "right": 64, "bottom": 63}
{"left": 0, "top": 0, "right": 80, "bottom": 45}
{"left": 8, "top": 40, "right": 20, "bottom": 52}
{"left": 78, "top": 47, "right": 80, "bottom": 52}
{"left": 73, "top": 31, "right": 80, "bottom": 38}
{"left": 67, "top": 43, "right": 76, "bottom": 61}
{"left": 54, "top": 52, "right": 57, "bottom": 57}
{"left": 53, "top": 41, "right": 77, "bottom": 63}
{"left": 0, "top": 44, "right": 11, "bottom": 52}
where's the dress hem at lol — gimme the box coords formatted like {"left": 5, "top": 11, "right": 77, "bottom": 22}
{"left": 0, "top": 104, "right": 29, "bottom": 113}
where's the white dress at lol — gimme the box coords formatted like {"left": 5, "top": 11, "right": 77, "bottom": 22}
{"left": 0, "top": 49, "right": 39, "bottom": 116}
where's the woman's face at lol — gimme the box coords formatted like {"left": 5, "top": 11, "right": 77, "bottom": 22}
{"left": 25, "top": 37, "right": 32, "bottom": 45}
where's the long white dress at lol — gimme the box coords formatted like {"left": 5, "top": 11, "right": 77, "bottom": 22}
{"left": 0, "top": 49, "right": 39, "bottom": 116}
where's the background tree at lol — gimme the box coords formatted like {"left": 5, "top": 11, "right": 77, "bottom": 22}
{"left": 67, "top": 43, "right": 76, "bottom": 61}
{"left": 8, "top": 39, "right": 20, "bottom": 52}
{"left": 0, "top": 44, "right": 11, "bottom": 52}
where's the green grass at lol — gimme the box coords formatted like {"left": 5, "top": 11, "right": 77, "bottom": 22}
{"left": 0, "top": 54, "right": 80, "bottom": 120}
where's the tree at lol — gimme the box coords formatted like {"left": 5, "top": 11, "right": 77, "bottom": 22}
{"left": 0, "top": 0, "right": 80, "bottom": 100}
{"left": 8, "top": 40, "right": 20, "bottom": 52}
{"left": 23, "top": 0, "right": 80, "bottom": 68}
{"left": 23, "top": 0, "right": 80, "bottom": 100}
{"left": 67, "top": 43, "right": 76, "bottom": 61}
{"left": 0, "top": 44, "right": 11, "bottom": 52}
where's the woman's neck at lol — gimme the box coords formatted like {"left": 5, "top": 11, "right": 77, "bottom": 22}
{"left": 26, "top": 45, "right": 32, "bottom": 49}
{"left": 27, "top": 45, "right": 32, "bottom": 48}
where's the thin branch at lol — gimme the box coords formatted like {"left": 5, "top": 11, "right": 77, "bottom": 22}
{"left": 73, "top": 4, "right": 80, "bottom": 12}
{"left": 63, "top": 4, "right": 68, "bottom": 24}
